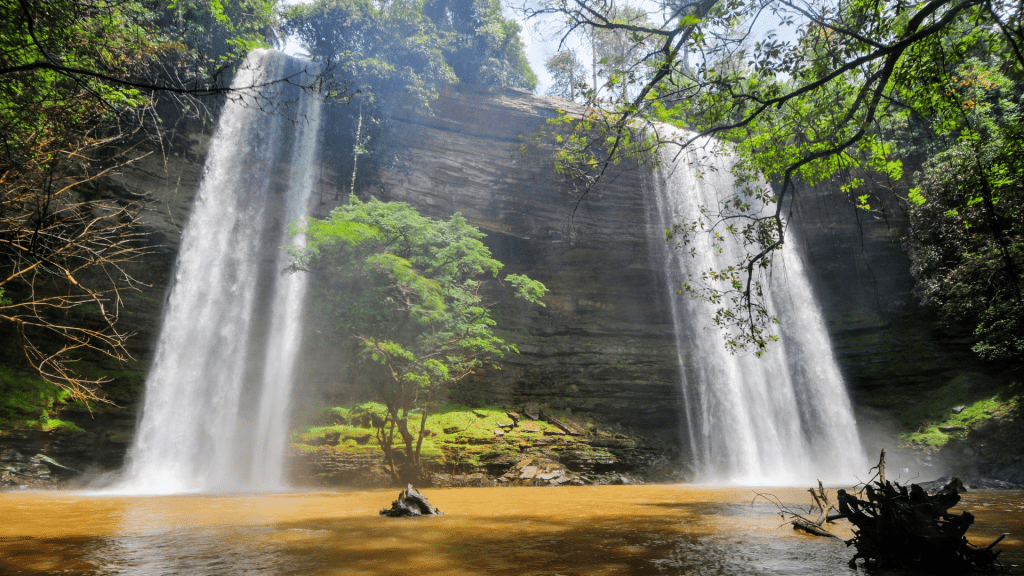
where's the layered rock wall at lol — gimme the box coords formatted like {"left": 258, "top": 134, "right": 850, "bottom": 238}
{"left": 300, "top": 85, "right": 684, "bottom": 443}
{"left": 20, "top": 81, "right": 1014, "bottom": 480}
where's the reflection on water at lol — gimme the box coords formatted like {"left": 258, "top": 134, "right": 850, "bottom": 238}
{"left": 1, "top": 486, "right": 1020, "bottom": 575}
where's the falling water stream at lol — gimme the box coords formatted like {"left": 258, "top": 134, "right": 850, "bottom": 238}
{"left": 115, "top": 50, "right": 322, "bottom": 494}
{"left": 648, "top": 127, "right": 868, "bottom": 485}
{"left": 2, "top": 52, "right": 1018, "bottom": 576}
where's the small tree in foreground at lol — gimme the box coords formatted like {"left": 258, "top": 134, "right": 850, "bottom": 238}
{"left": 288, "top": 196, "right": 547, "bottom": 483}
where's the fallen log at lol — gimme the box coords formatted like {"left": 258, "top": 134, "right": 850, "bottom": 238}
{"left": 792, "top": 518, "right": 839, "bottom": 539}
{"left": 380, "top": 485, "right": 443, "bottom": 517}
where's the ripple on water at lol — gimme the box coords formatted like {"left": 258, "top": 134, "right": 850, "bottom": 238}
{"left": 0, "top": 486, "right": 1020, "bottom": 576}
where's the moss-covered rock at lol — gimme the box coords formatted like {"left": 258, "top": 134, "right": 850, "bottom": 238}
{"left": 287, "top": 402, "right": 674, "bottom": 487}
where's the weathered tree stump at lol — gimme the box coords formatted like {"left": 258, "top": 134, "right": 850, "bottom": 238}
{"left": 380, "top": 485, "right": 443, "bottom": 517}
{"left": 762, "top": 451, "right": 1004, "bottom": 574}
{"left": 835, "top": 479, "right": 1004, "bottom": 572}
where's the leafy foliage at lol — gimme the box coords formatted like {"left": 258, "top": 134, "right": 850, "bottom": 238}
{"left": 529, "top": 0, "right": 1024, "bottom": 356}
{"left": 288, "top": 196, "right": 546, "bottom": 482}
{"left": 282, "top": 0, "right": 536, "bottom": 107}
{"left": 903, "top": 60, "right": 1024, "bottom": 360}
{"left": 0, "top": 0, "right": 292, "bottom": 401}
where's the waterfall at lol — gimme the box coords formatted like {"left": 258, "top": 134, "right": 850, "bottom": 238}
{"left": 116, "top": 50, "right": 322, "bottom": 494}
{"left": 648, "top": 127, "right": 868, "bottom": 485}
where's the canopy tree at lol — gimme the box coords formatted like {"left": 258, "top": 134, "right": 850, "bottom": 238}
{"left": 545, "top": 49, "right": 587, "bottom": 100}
{"left": 526, "top": 0, "right": 1024, "bottom": 358}
{"left": 283, "top": 0, "right": 536, "bottom": 99}
{"left": 282, "top": 0, "right": 537, "bottom": 195}
{"left": 288, "top": 196, "right": 547, "bottom": 483}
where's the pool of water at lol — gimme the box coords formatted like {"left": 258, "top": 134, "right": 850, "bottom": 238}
{"left": 1, "top": 485, "right": 1020, "bottom": 575}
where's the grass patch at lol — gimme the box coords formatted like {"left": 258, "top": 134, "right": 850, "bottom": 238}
{"left": 899, "top": 375, "right": 1021, "bottom": 449}
{"left": 291, "top": 402, "right": 561, "bottom": 465}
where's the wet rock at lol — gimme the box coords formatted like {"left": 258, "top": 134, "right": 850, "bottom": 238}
{"left": 537, "top": 470, "right": 563, "bottom": 481}
{"left": 452, "top": 473, "right": 489, "bottom": 487}
{"left": 969, "top": 477, "right": 1024, "bottom": 490}
{"left": 0, "top": 448, "right": 26, "bottom": 463}
{"left": 519, "top": 466, "right": 539, "bottom": 480}
{"left": 539, "top": 407, "right": 585, "bottom": 436}
{"left": 917, "top": 476, "right": 967, "bottom": 494}
{"left": 952, "top": 406, "right": 966, "bottom": 414}
{"left": 523, "top": 403, "right": 540, "bottom": 420}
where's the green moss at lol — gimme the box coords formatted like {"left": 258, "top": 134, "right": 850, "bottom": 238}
{"left": 899, "top": 378, "right": 1021, "bottom": 448}
{"left": 0, "top": 365, "right": 69, "bottom": 429}
{"left": 293, "top": 424, "right": 371, "bottom": 443}
{"left": 41, "top": 419, "right": 86, "bottom": 433}
{"left": 291, "top": 402, "right": 563, "bottom": 464}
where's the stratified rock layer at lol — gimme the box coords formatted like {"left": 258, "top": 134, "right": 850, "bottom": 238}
{"left": 11, "top": 83, "right": 1015, "bottom": 483}
{"left": 301, "top": 85, "right": 685, "bottom": 444}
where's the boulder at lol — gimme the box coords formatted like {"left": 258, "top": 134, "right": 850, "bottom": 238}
{"left": 523, "top": 403, "right": 540, "bottom": 420}
{"left": 917, "top": 476, "right": 967, "bottom": 495}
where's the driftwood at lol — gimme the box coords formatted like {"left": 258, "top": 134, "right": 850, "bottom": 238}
{"left": 380, "top": 485, "right": 444, "bottom": 517}
{"left": 770, "top": 450, "right": 1005, "bottom": 574}
{"left": 757, "top": 480, "right": 842, "bottom": 539}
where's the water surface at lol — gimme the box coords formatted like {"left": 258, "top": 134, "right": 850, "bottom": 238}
{"left": 1, "top": 485, "right": 1020, "bottom": 575}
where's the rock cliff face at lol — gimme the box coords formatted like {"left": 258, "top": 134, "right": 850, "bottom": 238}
{"left": 783, "top": 172, "right": 1018, "bottom": 461}
{"left": 22, "top": 82, "right": 1013, "bottom": 480}
{"left": 299, "top": 85, "right": 685, "bottom": 444}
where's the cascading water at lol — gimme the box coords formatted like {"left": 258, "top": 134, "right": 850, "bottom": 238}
{"left": 648, "top": 127, "right": 868, "bottom": 485}
{"left": 116, "top": 50, "right": 322, "bottom": 494}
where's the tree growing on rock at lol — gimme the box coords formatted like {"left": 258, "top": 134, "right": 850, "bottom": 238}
{"left": 288, "top": 196, "right": 547, "bottom": 483}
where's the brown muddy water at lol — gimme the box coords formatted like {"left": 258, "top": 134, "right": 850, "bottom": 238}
{"left": 1, "top": 485, "right": 1021, "bottom": 575}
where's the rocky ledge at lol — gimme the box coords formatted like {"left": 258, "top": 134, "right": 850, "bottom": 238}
{"left": 288, "top": 403, "right": 683, "bottom": 488}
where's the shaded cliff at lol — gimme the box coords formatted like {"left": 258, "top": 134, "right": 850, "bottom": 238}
{"left": 6, "top": 81, "right": 1017, "bottom": 484}
{"left": 296, "top": 85, "right": 685, "bottom": 446}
